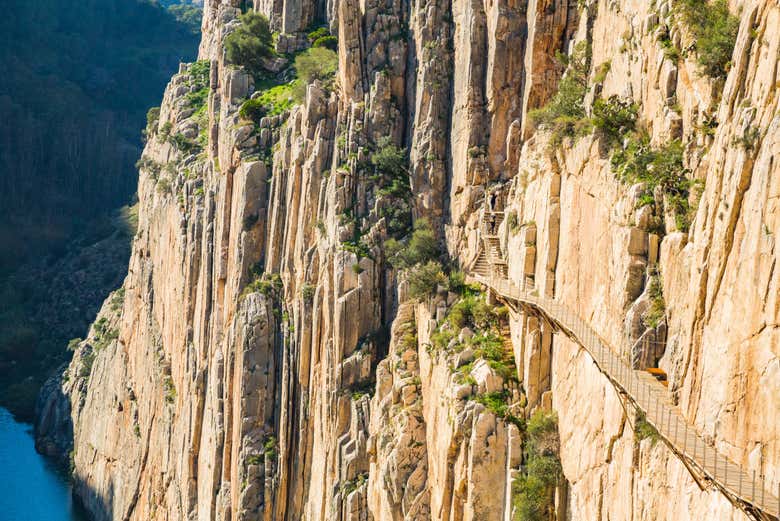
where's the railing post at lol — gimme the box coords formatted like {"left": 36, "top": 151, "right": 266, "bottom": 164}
{"left": 761, "top": 472, "right": 765, "bottom": 508}
{"left": 703, "top": 443, "right": 707, "bottom": 475}
{"left": 739, "top": 466, "right": 743, "bottom": 496}
{"left": 666, "top": 406, "right": 670, "bottom": 437}
{"left": 752, "top": 470, "right": 756, "bottom": 503}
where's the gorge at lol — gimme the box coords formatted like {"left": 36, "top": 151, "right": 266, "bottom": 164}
{"left": 32, "top": 0, "right": 780, "bottom": 520}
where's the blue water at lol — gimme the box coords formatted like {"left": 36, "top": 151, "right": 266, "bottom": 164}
{"left": 0, "top": 408, "right": 89, "bottom": 521}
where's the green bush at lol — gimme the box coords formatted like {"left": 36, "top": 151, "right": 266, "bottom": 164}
{"left": 264, "top": 436, "right": 277, "bottom": 458}
{"left": 146, "top": 107, "right": 160, "bottom": 134}
{"left": 590, "top": 95, "right": 638, "bottom": 147}
{"left": 187, "top": 60, "right": 211, "bottom": 90}
{"left": 372, "top": 136, "right": 407, "bottom": 177}
{"left": 67, "top": 337, "right": 82, "bottom": 352}
{"left": 635, "top": 412, "right": 660, "bottom": 443}
{"left": 79, "top": 351, "right": 95, "bottom": 378}
{"left": 238, "top": 98, "right": 268, "bottom": 122}
{"left": 301, "top": 283, "right": 316, "bottom": 302}
{"left": 92, "top": 316, "right": 119, "bottom": 351}
{"left": 674, "top": 0, "right": 739, "bottom": 79}
{"left": 385, "top": 218, "right": 440, "bottom": 269}
{"left": 475, "top": 390, "right": 510, "bottom": 416}
{"left": 372, "top": 136, "right": 412, "bottom": 237}
{"left": 612, "top": 134, "right": 697, "bottom": 232}
{"left": 642, "top": 271, "right": 666, "bottom": 328}
{"left": 341, "top": 472, "right": 368, "bottom": 495}
{"left": 185, "top": 87, "right": 209, "bottom": 110}
{"left": 159, "top": 121, "right": 173, "bottom": 141}
{"left": 307, "top": 27, "right": 330, "bottom": 41}
{"left": 242, "top": 271, "right": 283, "bottom": 300}
{"left": 225, "top": 12, "right": 275, "bottom": 77}
{"left": 512, "top": 410, "right": 561, "bottom": 521}
{"left": 252, "top": 82, "right": 297, "bottom": 115}
{"left": 163, "top": 375, "right": 176, "bottom": 403}
{"left": 294, "top": 46, "right": 338, "bottom": 84}
{"left": 528, "top": 42, "right": 590, "bottom": 145}
{"left": 313, "top": 35, "right": 338, "bottom": 51}
{"left": 407, "top": 261, "right": 447, "bottom": 300}
{"left": 448, "top": 294, "right": 501, "bottom": 330}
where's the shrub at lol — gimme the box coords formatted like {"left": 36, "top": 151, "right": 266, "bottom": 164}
{"left": 252, "top": 82, "right": 297, "bottom": 115}
{"left": 225, "top": 12, "right": 275, "bottom": 77}
{"left": 447, "top": 270, "right": 467, "bottom": 294}
{"left": 506, "top": 211, "right": 519, "bottom": 234}
{"left": 146, "top": 107, "right": 160, "bottom": 134}
{"left": 642, "top": 271, "right": 666, "bottom": 328}
{"left": 159, "top": 121, "right": 173, "bottom": 141}
{"left": 512, "top": 410, "right": 561, "bottom": 521}
{"left": 238, "top": 98, "right": 268, "bottom": 122}
{"left": 372, "top": 136, "right": 407, "bottom": 177}
{"left": 110, "top": 287, "right": 125, "bottom": 311}
{"left": 294, "top": 47, "right": 338, "bottom": 84}
{"left": 385, "top": 218, "right": 440, "bottom": 269}
{"left": 313, "top": 35, "right": 338, "bottom": 51}
{"left": 242, "top": 271, "right": 283, "bottom": 300}
{"left": 528, "top": 42, "right": 590, "bottom": 145}
{"left": 448, "top": 294, "right": 501, "bottom": 331}
{"left": 307, "top": 27, "right": 330, "bottom": 41}
{"left": 67, "top": 338, "right": 82, "bottom": 352}
{"left": 92, "top": 316, "right": 119, "bottom": 351}
{"left": 612, "top": 134, "right": 696, "bottom": 232}
{"left": 264, "top": 436, "right": 277, "bottom": 458}
{"left": 185, "top": 87, "right": 209, "bottom": 110}
{"left": 590, "top": 95, "right": 638, "bottom": 147}
{"left": 187, "top": 60, "right": 211, "bottom": 88}
{"left": 301, "top": 283, "right": 316, "bottom": 302}
{"left": 341, "top": 472, "right": 368, "bottom": 495}
{"left": 163, "top": 375, "right": 176, "bottom": 403}
{"left": 407, "top": 261, "right": 447, "bottom": 300}
{"left": 79, "top": 351, "right": 95, "bottom": 378}
{"left": 674, "top": 0, "right": 739, "bottom": 79}
{"left": 372, "top": 136, "right": 412, "bottom": 237}
{"left": 593, "top": 60, "right": 611, "bottom": 83}
{"left": 635, "top": 412, "right": 660, "bottom": 443}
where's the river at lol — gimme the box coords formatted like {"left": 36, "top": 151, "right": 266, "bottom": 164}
{"left": 0, "top": 407, "right": 89, "bottom": 521}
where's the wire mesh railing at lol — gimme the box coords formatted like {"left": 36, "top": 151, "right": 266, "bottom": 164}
{"left": 468, "top": 219, "right": 780, "bottom": 519}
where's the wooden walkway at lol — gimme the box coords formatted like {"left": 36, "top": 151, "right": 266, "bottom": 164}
{"left": 468, "top": 213, "right": 779, "bottom": 521}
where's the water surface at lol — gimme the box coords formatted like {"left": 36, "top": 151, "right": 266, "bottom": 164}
{"left": 0, "top": 407, "right": 89, "bottom": 521}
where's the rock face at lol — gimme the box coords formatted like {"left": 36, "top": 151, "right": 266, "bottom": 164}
{"left": 37, "top": 0, "right": 779, "bottom": 520}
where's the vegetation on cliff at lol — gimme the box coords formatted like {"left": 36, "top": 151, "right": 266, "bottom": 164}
{"left": 673, "top": 0, "right": 739, "bottom": 79}
{"left": 512, "top": 411, "right": 562, "bottom": 521}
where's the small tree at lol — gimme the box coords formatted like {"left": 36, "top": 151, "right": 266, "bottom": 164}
{"left": 372, "top": 137, "right": 407, "bottom": 177}
{"left": 407, "top": 261, "right": 447, "bottom": 299}
{"left": 225, "top": 12, "right": 274, "bottom": 77}
{"left": 528, "top": 41, "right": 590, "bottom": 145}
{"left": 674, "top": 0, "right": 739, "bottom": 79}
{"left": 385, "top": 218, "right": 440, "bottom": 270}
{"left": 294, "top": 47, "right": 338, "bottom": 84}
{"left": 590, "top": 95, "right": 638, "bottom": 147}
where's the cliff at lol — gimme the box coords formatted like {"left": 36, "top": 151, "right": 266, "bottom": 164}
{"left": 36, "top": 0, "right": 779, "bottom": 520}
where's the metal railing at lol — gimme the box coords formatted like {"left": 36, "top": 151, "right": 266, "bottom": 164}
{"left": 468, "top": 213, "right": 780, "bottom": 520}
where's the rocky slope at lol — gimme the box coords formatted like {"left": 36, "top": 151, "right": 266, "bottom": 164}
{"left": 36, "top": 0, "right": 778, "bottom": 520}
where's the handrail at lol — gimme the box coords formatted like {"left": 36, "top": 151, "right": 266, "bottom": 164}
{"left": 469, "top": 212, "right": 780, "bottom": 520}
